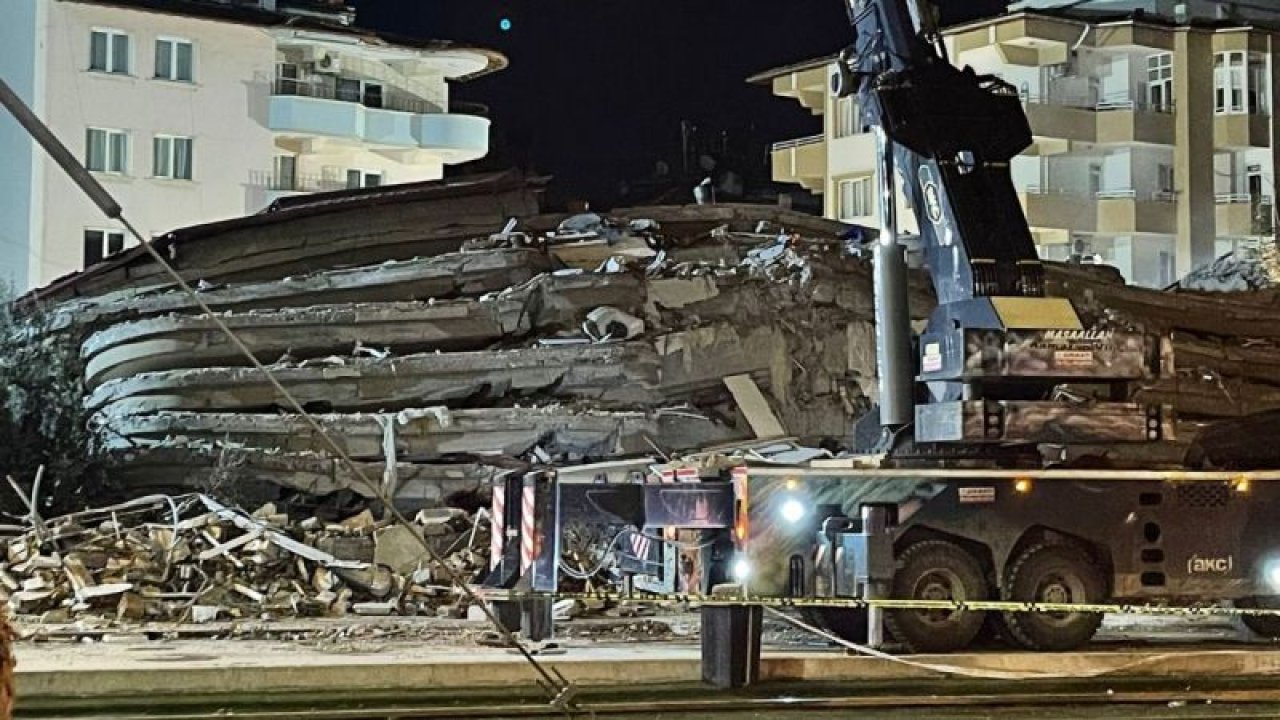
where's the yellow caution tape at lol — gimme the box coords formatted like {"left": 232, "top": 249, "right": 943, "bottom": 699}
{"left": 479, "top": 589, "right": 1280, "bottom": 618}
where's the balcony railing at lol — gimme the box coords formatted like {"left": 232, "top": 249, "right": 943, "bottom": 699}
{"left": 1019, "top": 90, "right": 1094, "bottom": 110}
{"left": 1096, "top": 188, "right": 1176, "bottom": 202}
{"left": 1019, "top": 88, "right": 1174, "bottom": 114}
{"left": 771, "top": 134, "right": 825, "bottom": 152}
{"left": 1023, "top": 185, "right": 1087, "bottom": 197}
{"left": 272, "top": 77, "right": 442, "bottom": 116}
{"left": 1095, "top": 93, "right": 1174, "bottom": 114}
{"left": 1216, "top": 192, "right": 1254, "bottom": 204}
{"left": 249, "top": 170, "right": 351, "bottom": 193}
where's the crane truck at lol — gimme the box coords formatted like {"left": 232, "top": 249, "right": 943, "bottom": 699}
{"left": 484, "top": 0, "right": 1280, "bottom": 654}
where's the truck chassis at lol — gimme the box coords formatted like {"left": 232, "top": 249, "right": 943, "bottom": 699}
{"left": 483, "top": 456, "right": 1280, "bottom": 653}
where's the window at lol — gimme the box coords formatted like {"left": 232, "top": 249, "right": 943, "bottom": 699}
{"left": 83, "top": 228, "right": 125, "bottom": 267}
{"left": 1157, "top": 164, "right": 1175, "bottom": 197}
{"left": 86, "top": 128, "right": 128, "bottom": 174}
{"left": 155, "top": 38, "right": 193, "bottom": 82}
{"left": 153, "top": 135, "right": 193, "bottom": 180}
{"left": 1146, "top": 53, "right": 1173, "bottom": 111}
{"left": 837, "top": 177, "right": 873, "bottom": 221}
{"left": 1216, "top": 51, "right": 1247, "bottom": 114}
{"left": 346, "top": 169, "right": 383, "bottom": 189}
{"left": 336, "top": 77, "right": 361, "bottom": 103}
{"left": 89, "top": 29, "right": 129, "bottom": 74}
{"left": 1158, "top": 251, "right": 1174, "bottom": 287}
{"left": 1249, "top": 55, "right": 1268, "bottom": 115}
{"left": 273, "top": 155, "right": 297, "bottom": 191}
{"left": 834, "top": 97, "right": 859, "bottom": 138}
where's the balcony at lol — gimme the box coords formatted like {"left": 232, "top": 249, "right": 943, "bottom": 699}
{"left": 247, "top": 170, "right": 357, "bottom": 207}
{"left": 1096, "top": 188, "right": 1177, "bottom": 235}
{"left": 268, "top": 79, "right": 490, "bottom": 163}
{"left": 1023, "top": 101, "right": 1096, "bottom": 147}
{"left": 771, "top": 134, "right": 826, "bottom": 192}
{"left": 1214, "top": 113, "right": 1271, "bottom": 149}
{"left": 1019, "top": 187, "right": 1097, "bottom": 233}
{"left": 769, "top": 65, "right": 828, "bottom": 115}
{"left": 1094, "top": 95, "right": 1175, "bottom": 146}
{"left": 1216, "top": 193, "right": 1275, "bottom": 236}
{"left": 1017, "top": 91, "right": 1175, "bottom": 148}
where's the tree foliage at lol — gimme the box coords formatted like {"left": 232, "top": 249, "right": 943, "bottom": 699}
{"left": 0, "top": 290, "right": 109, "bottom": 517}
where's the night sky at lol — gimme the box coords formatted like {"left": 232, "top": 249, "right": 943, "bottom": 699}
{"left": 351, "top": 0, "right": 1007, "bottom": 204}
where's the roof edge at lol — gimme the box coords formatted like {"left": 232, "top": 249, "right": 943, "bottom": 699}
{"left": 746, "top": 53, "right": 837, "bottom": 86}
{"left": 58, "top": 0, "right": 507, "bottom": 79}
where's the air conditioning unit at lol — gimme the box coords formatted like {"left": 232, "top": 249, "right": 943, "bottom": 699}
{"left": 314, "top": 51, "right": 341, "bottom": 74}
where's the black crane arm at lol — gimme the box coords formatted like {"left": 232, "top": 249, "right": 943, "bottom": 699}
{"left": 837, "top": 0, "right": 1044, "bottom": 303}
{"left": 836, "top": 0, "right": 1165, "bottom": 450}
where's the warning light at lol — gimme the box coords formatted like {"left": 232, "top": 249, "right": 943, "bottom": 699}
{"left": 499, "top": 17, "right": 513, "bottom": 32}
{"left": 780, "top": 498, "right": 806, "bottom": 525}
{"left": 1014, "top": 477, "right": 1033, "bottom": 494}
{"left": 1235, "top": 476, "right": 1252, "bottom": 493}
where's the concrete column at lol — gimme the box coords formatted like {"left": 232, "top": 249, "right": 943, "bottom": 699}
{"left": 1173, "top": 29, "right": 1217, "bottom": 274}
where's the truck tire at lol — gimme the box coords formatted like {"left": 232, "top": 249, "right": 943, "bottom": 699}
{"left": 1236, "top": 596, "right": 1280, "bottom": 637}
{"left": 1002, "top": 542, "right": 1105, "bottom": 651}
{"left": 884, "top": 540, "right": 988, "bottom": 653}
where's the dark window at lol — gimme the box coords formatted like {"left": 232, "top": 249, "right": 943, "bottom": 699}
{"left": 83, "top": 229, "right": 125, "bottom": 268}
{"left": 336, "top": 78, "right": 361, "bottom": 103}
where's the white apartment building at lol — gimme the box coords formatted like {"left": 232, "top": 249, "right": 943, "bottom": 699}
{"left": 0, "top": 0, "right": 505, "bottom": 292}
{"left": 756, "top": 2, "right": 1280, "bottom": 288}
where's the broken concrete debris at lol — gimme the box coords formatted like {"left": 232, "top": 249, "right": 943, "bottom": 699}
{"left": 41, "top": 199, "right": 886, "bottom": 503}
{"left": 1, "top": 494, "right": 487, "bottom": 622}
{"left": 1177, "top": 244, "right": 1280, "bottom": 292}
{"left": 14, "top": 170, "right": 1280, "bottom": 512}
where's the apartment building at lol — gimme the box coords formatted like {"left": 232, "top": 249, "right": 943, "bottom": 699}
{"left": 0, "top": 0, "right": 505, "bottom": 292}
{"left": 753, "top": 2, "right": 1280, "bottom": 288}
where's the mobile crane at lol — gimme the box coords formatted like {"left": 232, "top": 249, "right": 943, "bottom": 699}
{"left": 481, "top": 0, "right": 1280, "bottom": 655}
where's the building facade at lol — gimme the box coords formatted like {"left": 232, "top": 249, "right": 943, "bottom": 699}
{"left": 0, "top": 0, "right": 504, "bottom": 292}
{"left": 755, "top": 4, "right": 1280, "bottom": 288}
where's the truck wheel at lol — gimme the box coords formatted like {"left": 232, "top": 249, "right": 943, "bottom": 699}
{"left": 1002, "top": 542, "right": 1105, "bottom": 651}
{"left": 801, "top": 607, "right": 869, "bottom": 645}
{"left": 1236, "top": 596, "right": 1280, "bottom": 637}
{"left": 884, "top": 540, "right": 988, "bottom": 653}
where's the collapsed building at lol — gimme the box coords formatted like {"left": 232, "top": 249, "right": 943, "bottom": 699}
{"left": 13, "top": 170, "right": 1280, "bottom": 514}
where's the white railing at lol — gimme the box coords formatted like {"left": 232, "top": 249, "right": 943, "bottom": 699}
{"left": 1095, "top": 93, "right": 1175, "bottom": 114}
{"left": 771, "top": 134, "right": 825, "bottom": 152}
{"left": 248, "top": 170, "right": 350, "bottom": 193}
{"left": 1216, "top": 192, "right": 1253, "bottom": 204}
{"left": 1022, "top": 186, "right": 1090, "bottom": 198}
{"left": 1018, "top": 86, "right": 1096, "bottom": 110}
{"left": 1095, "top": 188, "right": 1179, "bottom": 202}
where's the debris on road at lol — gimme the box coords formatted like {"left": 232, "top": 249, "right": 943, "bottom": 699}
{"left": 0, "top": 494, "right": 488, "bottom": 623}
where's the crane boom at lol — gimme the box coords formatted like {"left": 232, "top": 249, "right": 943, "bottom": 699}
{"left": 837, "top": 0, "right": 1166, "bottom": 450}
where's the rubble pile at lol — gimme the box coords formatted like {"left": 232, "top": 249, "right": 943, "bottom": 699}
{"left": 1176, "top": 243, "right": 1280, "bottom": 292}
{"left": 14, "top": 171, "right": 1280, "bottom": 507}
{"left": 1050, "top": 264, "right": 1280, "bottom": 420}
{"left": 18, "top": 172, "right": 876, "bottom": 508}
{"left": 2, "top": 494, "right": 487, "bottom": 622}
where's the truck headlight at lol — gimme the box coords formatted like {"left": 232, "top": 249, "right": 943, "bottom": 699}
{"left": 780, "top": 498, "right": 806, "bottom": 525}
{"left": 1265, "top": 559, "right": 1280, "bottom": 593}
